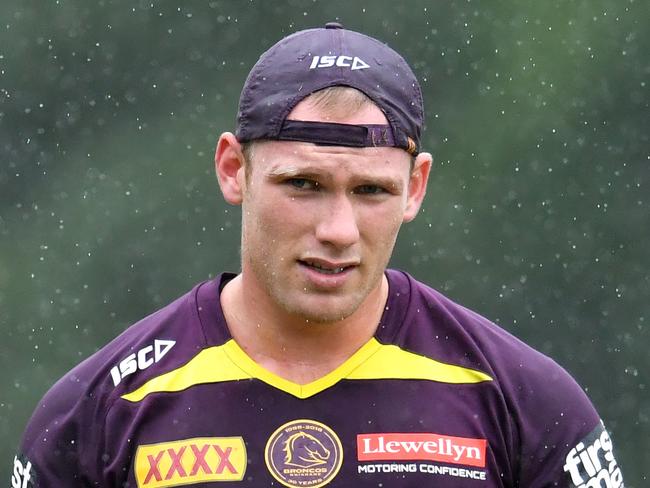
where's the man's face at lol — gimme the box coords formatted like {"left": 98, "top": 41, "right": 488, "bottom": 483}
{"left": 237, "top": 101, "right": 426, "bottom": 323}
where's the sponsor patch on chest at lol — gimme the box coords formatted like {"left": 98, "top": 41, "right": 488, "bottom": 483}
{"left": 134, "top": 437, "right": 246, "bottom": 487}
{"left": 265, "top": 419, "right": 343, "bottom": 488}
{"left": 357, "top": 432, "right": 487, "bottom": 467}
{"left": 356, "top": 432, "right": 488, "bottom": 482}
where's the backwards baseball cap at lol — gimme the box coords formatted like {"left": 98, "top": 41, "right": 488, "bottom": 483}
{"left": 236, "top": 22, "right": 424, "bottom": 155}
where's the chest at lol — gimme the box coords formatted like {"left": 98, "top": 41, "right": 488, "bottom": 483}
{"left": 106, "top": 379, "right": 512, "bottom": 487}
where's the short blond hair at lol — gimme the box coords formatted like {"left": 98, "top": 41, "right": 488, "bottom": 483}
{"left": 298, "top": 86, "right": 374, "bottom": 120}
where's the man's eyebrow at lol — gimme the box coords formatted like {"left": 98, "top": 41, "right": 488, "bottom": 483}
{"left": 368, "top": 176, "right": 404, "bottom": 191}
{"left": 266, "top": 166, "right": 305, "bottom": 178}
{"left": 265, "top": 166, "right": 330, "bottom": 179}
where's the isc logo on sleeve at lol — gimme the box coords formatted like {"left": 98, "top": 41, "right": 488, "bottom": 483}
{"left": 110, "top": 339, "right": 175, "bottom": 387}
{"left": 134, "top": 437, "right": 246, "bottom": 487}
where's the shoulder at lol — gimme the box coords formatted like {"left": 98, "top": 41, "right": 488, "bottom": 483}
{"left": 70, "top": 278, "right": 219, "bottom": 397}
{"left": 384, "top": 270, "right": 609, "bottom": 483}
{"left": 17, "top": 279, "right": 224, "bottom": 483}
{"left": 388, "top": 269, "right": 598, "bottom": 414}
{"left": 383, "top": 269, "right": 574, "bottom": 379}
{"left": 29, "top": 278, "right": 221, "bottom": 418}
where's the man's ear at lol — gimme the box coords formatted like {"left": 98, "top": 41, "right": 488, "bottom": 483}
{"left": 403, "top": 151, "right": 432, "bottom": 222}
{"left": 215, "top": 132, "right": 246, "bottom": 205}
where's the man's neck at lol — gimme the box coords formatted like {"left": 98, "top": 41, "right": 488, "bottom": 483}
{"left": 220, "top": 272, "right": 388, "bottom": 385}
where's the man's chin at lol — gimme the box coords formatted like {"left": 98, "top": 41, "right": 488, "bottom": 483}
{"left": 279, "top": 294, "right": 363, "bottom": 325}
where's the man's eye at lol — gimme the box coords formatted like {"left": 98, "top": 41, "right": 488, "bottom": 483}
{"left": 287, "top": 178, "right": 318, "bottom": 190}
{"left": 355, "top": 185, "right": 385, "bottom": 195}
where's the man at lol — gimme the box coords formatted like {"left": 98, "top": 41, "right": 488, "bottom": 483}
{"left": 13, "top": 23, "right": 623, "bottom": 488}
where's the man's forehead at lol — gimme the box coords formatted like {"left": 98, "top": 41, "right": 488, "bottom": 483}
{"left": 256, "top": 140, "right": 411, "bottom": 176}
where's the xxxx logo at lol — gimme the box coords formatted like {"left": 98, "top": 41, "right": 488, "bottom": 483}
{"left": 134, "top": 437, "right": 246, "bottom": 487}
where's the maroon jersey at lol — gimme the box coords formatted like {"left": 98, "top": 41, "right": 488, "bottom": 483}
{"left": 12, "top": 270, "right": 624, "bottom": 487}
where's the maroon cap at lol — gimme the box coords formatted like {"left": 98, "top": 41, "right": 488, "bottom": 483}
{"left": 236, "top": 22, "right": 424, "bottom": 155}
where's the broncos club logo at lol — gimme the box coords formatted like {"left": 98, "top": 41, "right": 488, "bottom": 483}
{"left": 265, "top": 419, "right": 343, "bottom": 488}
{"left": 283, "top": 431, "right": 331, "bottom": 468}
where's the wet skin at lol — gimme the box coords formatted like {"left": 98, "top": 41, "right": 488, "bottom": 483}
{"left": 214, "top": 100, "right": 431, "bottom": 382}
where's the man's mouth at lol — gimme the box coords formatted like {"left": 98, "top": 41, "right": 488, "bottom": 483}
{"left": 299, "top": 260, "right": 355, "bottom": 275}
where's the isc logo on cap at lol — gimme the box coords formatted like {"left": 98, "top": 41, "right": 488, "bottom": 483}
{"left": 310, "top": 55, "right": 370, "bottom": 70}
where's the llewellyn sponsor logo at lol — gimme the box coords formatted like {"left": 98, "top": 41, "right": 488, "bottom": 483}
{"left": 134, "top": 437, "right": 246, "bottom": 487}
{"left": 357, "top": 433, "right": 487, "bottom": 468}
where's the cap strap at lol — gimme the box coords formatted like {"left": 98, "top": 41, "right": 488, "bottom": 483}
{"left": 277, "top": 120, "right": 399, "bottom": 149}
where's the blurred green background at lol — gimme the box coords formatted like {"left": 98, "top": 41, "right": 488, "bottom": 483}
{"left": 1, "top": 0, "right": 647, "bottom": 485}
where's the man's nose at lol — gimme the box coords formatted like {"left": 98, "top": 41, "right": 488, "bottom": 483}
{"left": 314, "top": 194, "right": 360, "bottom": 249}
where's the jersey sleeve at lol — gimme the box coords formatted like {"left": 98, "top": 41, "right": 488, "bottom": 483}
{"left": 12, "top": 366, "right": 106, "bottom": 487}
{"left": 511, "top": 354, "right": 625, "bottom": 488}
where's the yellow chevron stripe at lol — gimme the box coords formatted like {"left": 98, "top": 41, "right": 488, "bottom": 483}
{"left": 121, "top": 338, "right": 492, "bottom": 402}
{"left": 346, "top": 340, "right": 493, "bottom": 383}
{"left": 121, "top": 344, "right": 251, "bottom": 402}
